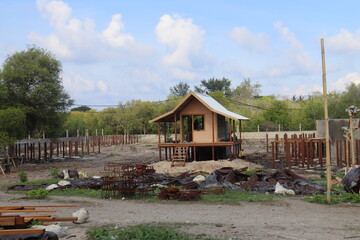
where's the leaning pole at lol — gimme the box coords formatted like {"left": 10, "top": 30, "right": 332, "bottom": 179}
{"left": 321, "top": 38, "right": 332, "bottom": 202}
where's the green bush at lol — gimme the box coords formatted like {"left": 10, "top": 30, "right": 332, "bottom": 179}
{"left": 49, "top": 167, "right": 61, "bottom": 179}
{"left": 27, "top": 188, "right": 48, "bottom": 199}
{"left": 18, "top": 171, "right": 27, "bottom": 183}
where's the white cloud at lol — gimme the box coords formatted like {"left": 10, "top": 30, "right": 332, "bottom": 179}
{"left": 331, "top": 72, "right": 360, "bottom": 91}
{"left": 229, "top": 27, "right": 269, "bottom": 52}
{"left": 273, "top": 21, "right": 317, "bottom": 75}
{"left": 102, "top": 14, "right": 135, "bottom": 47}
{"left": 156, "top": 14, "right": 210, "bottom": 69}
{"left": 29, "top": 0, "right": 149, "bottom": 62}
{"left": 96, "top": 81, "right": 108, "bottom": 93}
{"left": 327, "top": 29, "right": 360, "bottom": 55}
{"left": 63, "top": 73, "right": 95, "bottom": 92}
{"left": 279, "top": 84, "right": 322, "bottom": 98}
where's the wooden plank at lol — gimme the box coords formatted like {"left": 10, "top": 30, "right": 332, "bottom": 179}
{"left": 0, "top": 210, "right": 56, "bottom": 213}
{"left": 0, "top": 217, "right": 16, "bottom": 226}
{"left": 24, "top": 217, "right": 77, "bottom": 222}
{"left": 0, "top": 229, "right": 45, "bottom": 235}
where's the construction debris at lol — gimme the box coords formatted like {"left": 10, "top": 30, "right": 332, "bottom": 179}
{"left": 0, "top": 205, "right": 80, "bottom": 240}
{"left": 341, "top": 167, "right": 360, "bottom": 193}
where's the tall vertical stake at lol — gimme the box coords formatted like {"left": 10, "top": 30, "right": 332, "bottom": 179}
{"left": 321, "top": 38, "right": 332, "bottom": 202}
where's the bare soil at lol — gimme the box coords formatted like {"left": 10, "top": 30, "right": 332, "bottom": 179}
{"left": 0, "top": 142, "right": 359, "bottom": 240}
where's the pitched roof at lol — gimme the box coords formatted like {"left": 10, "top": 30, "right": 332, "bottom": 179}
{"left": 149, "top": 91, "right": 249, "bottom": 123}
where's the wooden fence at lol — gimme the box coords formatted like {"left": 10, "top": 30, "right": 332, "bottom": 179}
{"left": 0, "top": 135, "right": 139, "bottom": 174}
{"left": 270, "top": 133, "right": 327, "bottom": 169}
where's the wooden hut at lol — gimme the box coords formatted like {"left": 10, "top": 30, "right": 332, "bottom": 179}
{"left": 149, "top": 91, "right": 249, "bottom": 165}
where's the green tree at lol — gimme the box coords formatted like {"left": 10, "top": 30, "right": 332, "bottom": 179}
{"left": 195, "top": 77, "right": 232, "bottom": 97}
{"left": 0, "top": 46, "right": 73, "bottom": 137}
{"left": 232, "top": 78, "right": 262, "bottom": 101}
{"left": 169, "top": 81, "right": 190, "bottom": 97}
{"left": 0, "top": 107, "right": 26, "bottom": 140}
{"left": 71, "top": 105, "right": 91, "bottom": 112}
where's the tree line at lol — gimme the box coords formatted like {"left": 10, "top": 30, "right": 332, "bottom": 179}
{"left": 1, "top": 46, "right": 360, "bottom": 143}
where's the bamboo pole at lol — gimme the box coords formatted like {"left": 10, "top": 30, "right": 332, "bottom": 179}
{"left": 321, "top": 38, "right": 332, "bottom": 202}
{"left": 350, "top": 115, "right": 356, "bottom": 165}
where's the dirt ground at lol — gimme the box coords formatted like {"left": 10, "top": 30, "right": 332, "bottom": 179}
{"left": 1, "top": 141, "right": 360, "bottom": 240}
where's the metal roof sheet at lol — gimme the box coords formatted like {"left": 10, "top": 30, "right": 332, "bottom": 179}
{"left": 195, "top": 93, "right": 249, "bottom": 120}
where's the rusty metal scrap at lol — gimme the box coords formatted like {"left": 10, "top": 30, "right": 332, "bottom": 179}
{"left": 101, "top": 162, "right": 157, "bottom": 199}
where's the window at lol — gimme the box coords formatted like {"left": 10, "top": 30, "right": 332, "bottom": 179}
{"left": 193, "top": 115, "right": 204, "bottom": 131}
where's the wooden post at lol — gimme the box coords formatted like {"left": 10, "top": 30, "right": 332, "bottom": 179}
{"left": 98, "top": 137, "right": 101, "bottom": 154}
{"left": 318, "top": 141, "right": 323, "bottom": 167}
{"left": 38, "top": 142, "right": 41, "bottom": 161}
{"left": 266, "top": 133, "right": 269, "bottom": 153}
{"left": 50, "top": 142, "right": 53, "bottom": 158}
{"left": 271, "top": 142, "right": 275, "bottom": 169}
{"left": 321, "top": 38, "right": 332, "bottom": 202}
{"left": 75, "top": 140, "right": 78, "bottom": 156}
{"left": 69, "top": 141, "right": 72, "bottom": 158}
{"left": 56, "top": 142, "right": 59, "bottom": 157}
{"left": 44, "top": 142, "right": 47, "bottom": 161}
{"left": 275, "top": 134, "right": 279, "bottom": 159}
{"left": 157, "top": 123, "right": 161, "bottom": 144}
{"left": 357, "top": 139, "right": 360, "bottom": 165}
{"left": 174, "top": 115, "right": 177, "bottom": 143}
{"left": 212, "top": 112, "right": 215, "bottom": 143}
{"left": 229, "top": 119, "right": 233, "bottom": 142}
{"left": 62, "top": 141, "right": 65, "bottom": 158}
{"left": 284, "top": 134, "right": 290, "bottom": 168}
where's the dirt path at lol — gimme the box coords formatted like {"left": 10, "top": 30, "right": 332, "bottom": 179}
{"left": 1, "top": 190, "right": 359, "bottom": 240}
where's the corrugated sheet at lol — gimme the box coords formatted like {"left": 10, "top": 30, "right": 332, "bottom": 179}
{"left": 195, "top": 93, "right": 249, "bottom": 120}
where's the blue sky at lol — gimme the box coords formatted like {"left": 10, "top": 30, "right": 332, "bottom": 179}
{"left": 1, "top": 0, "right": 360, "bottom": 108}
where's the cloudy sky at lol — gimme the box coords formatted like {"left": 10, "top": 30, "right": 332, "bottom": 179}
{"left": 1, "top": 0, "right": 360, "bottom": 107}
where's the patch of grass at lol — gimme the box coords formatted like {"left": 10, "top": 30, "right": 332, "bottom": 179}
{"left": 129, "top": 145, "right": 137, "bottom": 152}
{"left": 48, "top": 188, "right": 101, "bottom": 198}
{"left": 304, "top": 193, "right": 360, "bottom": 204}
{"left": 49, "top": 167, "right": 61, "bottom": 179}
{"left": 27, "top": 188, "right": 48, "bottom": 199}
{"left": 86, "top": 224, "right": 220, "bottom": 240}
{"left": 201, "top": 190, "right": 275, "bottom": 203}
{"left": 106, "top": 153, "right": 121, "bottom": 158}
{"left": 3, "top": 179, "right": 60, "bottom": 189}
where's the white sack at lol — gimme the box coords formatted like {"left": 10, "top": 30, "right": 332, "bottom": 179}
{"left": 274, "top": 182, "right": 295, "bottom": 195}
{"left": 72, "top": 208, "right": 89, "bottom": 224}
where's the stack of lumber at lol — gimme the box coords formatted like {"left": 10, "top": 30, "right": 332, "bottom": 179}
{"left": 0, "top": 205, "right": 78, "bottom": 236}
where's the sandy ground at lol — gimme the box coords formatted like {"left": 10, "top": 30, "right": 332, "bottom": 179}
{"left": 1, "top": 142, "right": 359, "bottom": 240}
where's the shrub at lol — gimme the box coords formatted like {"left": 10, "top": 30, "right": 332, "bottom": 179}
{"left": 49, "top": 167, "right": 61, "bottom": 179}
{"left": 27, "top": 188, "right": 48, "bottom": 199}
{"left": 18, "top": 171, "right": 27, "bottom": 182}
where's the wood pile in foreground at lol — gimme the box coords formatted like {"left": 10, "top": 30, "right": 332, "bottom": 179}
{"left": 0, "top": 205, "right": 78, "bottom": 236}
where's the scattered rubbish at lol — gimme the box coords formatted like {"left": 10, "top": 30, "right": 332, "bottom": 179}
{"left": 193, "top": 175, "right": 206, "bottom": 182}
{"left": 32, "top": 224, "right": 68, "bottom": 238}
{"left": 274, "top": 182, "right": 295, "bottom": 195}
{"left": 72, "top": 208, "right": 89, "bottom": 224}
{"left": 58, "top": 180, "right": 71, "bottom": 187}
{"left": 101, "top": 162, "right": 157, "bottom": 199}
{"left": 59, "top": 169, "right": 79, "bottom": 179}
{"left": 0, "top": 205, "right": 79, "bottom": 239}
{"left": 46, "top": 184, "right": 59, "bottom": 191}
{"left": 341, "top": 168, "right": 360, "bottom": 193}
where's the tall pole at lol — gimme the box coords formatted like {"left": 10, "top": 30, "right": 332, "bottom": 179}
{"left": 321, "top": 38, "right": 332, "bottom": 202}
{"left": 350, "top": 115, "right": 355, "bottom": 165}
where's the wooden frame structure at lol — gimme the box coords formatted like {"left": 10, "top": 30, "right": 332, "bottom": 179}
{"left": 150, "top": 92, "right": 249, "bottom": 162}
